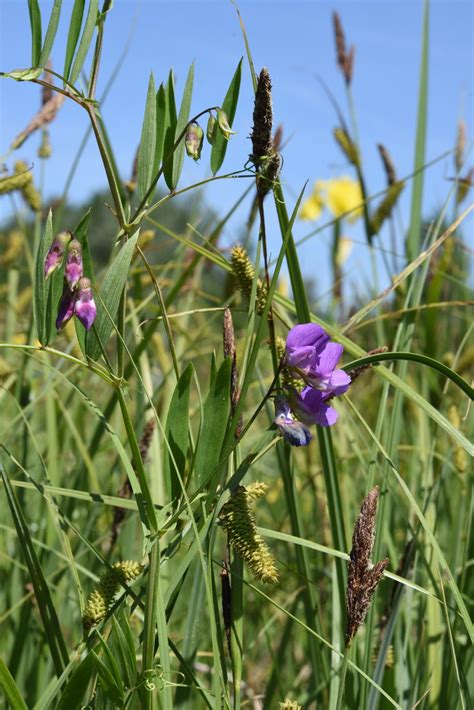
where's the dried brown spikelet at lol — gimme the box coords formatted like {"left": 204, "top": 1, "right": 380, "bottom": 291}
{"left": 455, "top": 119, "right": 467, "bottom": 172}
{"left": 273, "top": 124, "right": 284, "bottom": 153}
{"left": 370, "top": 181, "right": 404, "bottom": 234}
{"left": 220, "top": 484, "right": 278, "bottom": 584}
{"left": 456, "top": 167, "right": 473, "bottom": 206}
{"left": 11, "top": 93, "right": 65, "bottom": 150}
{"left": 251, "top": 68, "right": 273, "bottom": 164}
{"left": 334, "top": 126, "right": 360, "bottom": 167}
{"left": 333, "top": 12, "right": 355, "bottom": 85}
{"left": 377, "top": 144, "right": 397, "bottom": 186}
{"left": 347, "top": 346, "right": 388, "bottom": 383}
{"left": 345, "top": 487, "right": 389, "bottom": 646}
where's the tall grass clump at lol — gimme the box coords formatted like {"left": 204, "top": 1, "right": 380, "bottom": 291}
{"left": 0, "top": 2, "right": 472, "bottom": 709}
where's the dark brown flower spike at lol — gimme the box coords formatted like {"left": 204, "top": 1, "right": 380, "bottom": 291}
{"left": 333, "top": 12, "right": 355, "bottom": 86}
{"left": 345, "top": 486, "right": 389, "bottom": 646}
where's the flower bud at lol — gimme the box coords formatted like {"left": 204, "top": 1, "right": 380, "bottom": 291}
{"left": 74, "top": 277, "right": 97, "bottom": 331}
{"left": 206, "top": 113, "right": 218, "bottom": 145}
{"left": 65, "top": 238, "right": 83, "bottom": 289}
{"left": 55, "top": 286, "right": 76, "bottom": 330}
{"left": 217, "top": 109, "right": 236, "bottom": 141}
{"left": 44, "top": 231, "right": 72, "bottom": 279}
{"left": 185, "top": 122, "right": 204, "bottom": 161}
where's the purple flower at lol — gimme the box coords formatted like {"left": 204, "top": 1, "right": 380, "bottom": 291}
{"left": 56, "top": 286, "right": 76, "bottom": 330}
{"left": 290, "top": 387, "right": 339, "bottom": 428}
{"left": 74, "top": 278, "right": 97, "bottom": 331}
{"left": 274, "top": 395, "right": 313, "bottom": 446}
{"left": 65, "top": 239, "right": 83, "bottom": 289}
{"left": 286, "top": 323, "right": 351, "bottom": 395}
{"left": 44, "top": 231, "right": 71, "bottom": 279}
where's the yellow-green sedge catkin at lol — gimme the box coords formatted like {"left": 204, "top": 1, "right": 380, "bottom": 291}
{"left": 0, "top": 170, "right": 32, "bottom": 195}
{"left": 38, "top": 129, "right": 52, "bottom": 159}
{"left": 220, "top": 484, "right": 278, "bottom": 584}
{"left": 230, "top": 245, "right": 268, "bottom": 314}
{"left": 447, "top": 405, "right": 468, "bottom": 473}
{"left": 279, "top": 700, "right": 302, "bottom": 710}
{"left": 13, "top": 161, "right": 41, "bottom": 212}
{"left": 333, "top": 126, "right": 360, "bottom": 167}
{"left": 275, "top": 336, "right": 303, "bottom": 392}
{"left": 82, "top": 560, "right": 143, "bottom": 629}
{"left": 370, "top": 181, "right": 404, "bottom": 234}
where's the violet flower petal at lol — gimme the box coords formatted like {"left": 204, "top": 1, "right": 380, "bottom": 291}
{"left": 74, "top": 278, "right": 97, "bottom": 331}
{"left": 56, "top": 287, "right": 76, "bottom": 330}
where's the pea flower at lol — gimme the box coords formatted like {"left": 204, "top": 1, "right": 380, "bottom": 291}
{"left": 65, "top": 238, "right": 83, "bottom": 289}
{"left": 286, "top": 323, "right": 351, "bottom": 395}
{"left": 290, "top": 386, "right": 339, "bottom": 428}
{"left": 74, "top": 278, "right": 97, "bottom": 331}
{"left": 185, "top": 122, "right": 204, "bottom": 161}
{"left": 274, "top": 395, "right": 313, "bottom": 446}
{"left": 44, "top": 230, "right": 71, "bottom": 279}
{"left": 55, "top": 287, "right": 76, "bottom": 330}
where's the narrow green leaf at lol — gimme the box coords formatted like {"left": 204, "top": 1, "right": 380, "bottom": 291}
{"left": 39, "top": 0, "right": 63, "bottom": 67}
{"left": 136, "top": 72, "right": 157, "bottom": 201}
{"left": 111, "top": 615, "right": 136, "bottom": 689}
{"left": 56, "top": 653, "right": 95, "bottom": 710}
{"left": 194, "top": 357, "right": 232, "bottom": 490}
{"left": 27, "top": 0, "right": 42, "bottom": 66}
{"left": 171, "top": 62, "right": 195, "bottom": 189}
{"left": 48, "top": 250, "right": 67, "bottom": 343}
{"left": 69, "top": 0, "right": 99, "bottom": 86}
{"left": 97, "top": 634, "right": 124, "bottom": 698}
{"left": 154, "top": 83, "right": 167, "bottom": 175}
{"left": 92, "top": 651, "right": 124, "bottom": 705}
{"left": 163, "top": 70, "right": 178, "bottom": 191}
{"left": 86, "top": 231, "right": 139, "bottom": 360}
{"left": 63, "top": 0, "right": 85, "bottom": 83}
{"left": 163, "top": 362, "right": 193, "bottom": 501}
{"left": 0, "top": 658, "right": 28, "bottom": 710}
{"left": 211, "top": 59, "right": 242, "bottom": 175}
{"left": 34, "top": 210, "right": 53, "bottom": 346}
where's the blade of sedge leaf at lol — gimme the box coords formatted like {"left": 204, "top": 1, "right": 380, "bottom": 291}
{"left": 86, "top": 231, "right": 139, "bottom": 360}
{"left": 0, "top": 658, "right": 28, "bottom": 710}
{"left": 194, "top": 357, "right": 232, "bottom": 491}
{"left": 72, "top": 209, "right": 94, "bottom": 356}
{"left": 171, "top": 62, "right": 194, "bottom": 190}
{"left": 406, "top": 0, "right": 429, "bottom": 263}
{"left": 211, "top": 58, "right": 242, "bottom": 175}
{"left": 137, "top": 72, "right": 157, "bottom": 201}
{"left": 163, "top": 70, "right": 178, "bottom": 190}
{"left": 0, "top": 463, "right": 68, "bottom": 676}
{"left": 69, "top": 0, "right": 99, "bottom": 86}
{"left": 163, "top": 362, "right": 193, "bottom": 502}
{"left": 39, "top": 0, "right": 62, "bottom": 67}
{"left": 63, "top": 0, "right": 85, "bottom": 82}
{"left": 27, "top": 0, "right": 42, "bottom": 66}
{"left": 111, "top": 616, "right": 136, "bottom": 689}
{"left": 34, "top": 209, "right": 53, "bottom": 346}
{"left": 56, "top": 653, "right": 94, "bottom": 710}
{"left": 48, "top": 250, "right": 67, "bottom": 342}
{"left": 96, "top": 635, "right": 124, "bottom": 699}
{"left": 92, "top": 651, "right": 123, "bottom": 705}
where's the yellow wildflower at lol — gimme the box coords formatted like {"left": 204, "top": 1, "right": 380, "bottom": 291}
{"left": 299, "top": 181, "right": 325, "bottom": 221}
{"left": 299, "top": 176, "right": 363, "bottom": 223}
{"left": 325, "top": 176, "right": 363, "bottom": 222}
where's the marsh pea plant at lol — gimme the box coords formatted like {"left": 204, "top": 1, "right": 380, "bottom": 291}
{"left": 0, "top": 3, "right": 473, "bottom": 709}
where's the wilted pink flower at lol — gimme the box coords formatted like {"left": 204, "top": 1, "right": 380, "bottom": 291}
{"left": 44, "top": 231, "right": 71, "bottom": 279}
{"left": 65, "top": 238, "right": 83, "bottom": 289}
{"left": 74, "top": 277, "right": 97, "bottom": 331}
{"left": 55, "top": 286, "right": 76, "bottom": 330}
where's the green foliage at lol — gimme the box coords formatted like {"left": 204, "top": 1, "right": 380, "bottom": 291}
{"left": 0, "top": 3, "right": 473, "bottom": 710}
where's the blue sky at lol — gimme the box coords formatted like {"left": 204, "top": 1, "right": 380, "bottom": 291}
{"left": 1, "top": 0, "right": 473, "bottom": 301}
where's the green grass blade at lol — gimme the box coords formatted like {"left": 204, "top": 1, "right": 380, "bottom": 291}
{"left": 56, "top": 653, "right": 95, "bottom": 710}
{"left": 137, "top": 72, "right": 157, "bottom": 201}
{"left": 163, "top": 362, "right": 193, "bottom": 502}
{"left": 0, "top": 658, "right": 28, "bottom": 710}
{"left": 211, "top": 58, "right": 242, "bottom": 175}
{"left": 39, "top": 0, "right": 62, "bottom": 67}
{"left": 34, "top": 209, "right": 53, "bottom": 346}
{"left": 163, "top": 70, "right": 178, "bottom": 190}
